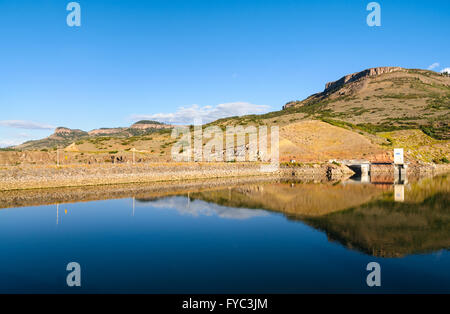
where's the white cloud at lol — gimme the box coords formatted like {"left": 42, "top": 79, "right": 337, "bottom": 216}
{"left": 0, "top": 127, "right": 54, "bottom": 148}
{"left": 0, "top": 139, "right": 23, "bottom": 148}
{"left": 440, "top": 67, "right": 450, "bottom": 74}
{"left": 428, "top": 62, "right": 440, "bottom": 70}
{"left": 131, "top": 102, "right": 271, "bottom": 125}
{"left": 0, "top": 120, "right": 55, "bottom": 130}
{"left": 136, "top": 196, "right": 269, "bottom": 220}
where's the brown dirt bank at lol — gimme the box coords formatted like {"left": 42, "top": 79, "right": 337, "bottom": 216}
{"left": 0, "top": 176, "right": 276, "bottom": 209}
{"left": 0, "top": 175, "right": 350, "bottom": 210}
{"left": 0, "top": 162, "right": 352, "bottom": 192}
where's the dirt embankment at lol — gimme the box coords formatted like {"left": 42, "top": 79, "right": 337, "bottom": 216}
{"left": 0, "top": 162, "right": 352, "bottom": 191}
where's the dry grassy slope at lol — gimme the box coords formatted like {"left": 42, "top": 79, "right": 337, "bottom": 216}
{"left": 201, "top": 67, "right": 449, "bottom": 163}
{"left": 279, "top": 120, "right": 384, "bottom": 162}
{"left": 283, "top": 67, "right": 450, "bottom": 139}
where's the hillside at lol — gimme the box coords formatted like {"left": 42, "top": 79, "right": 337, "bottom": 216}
{"left": 14, "top": 127, "right": 90, "bottom": 151}
{"left": 4, "top": 67, "right": 449, "bottom": 165}
{"left": 283, "top": 67, "right": 450, "bottom": 139}
{"left": 279, "top": 120, "right": 385, "bottom": 162}
{"left": 14, "top": 121, "right": 173, "bottom": 151}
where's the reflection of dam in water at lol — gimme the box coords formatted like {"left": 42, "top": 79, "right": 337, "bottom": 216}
{"left": 344, "top": 159, "right": 408, "bottom": 202}
{"left": 342, "top": 149, "right": 407, "bottom": 186}
{"left": 347, "top": 174, "right": 406, "bottom": 202}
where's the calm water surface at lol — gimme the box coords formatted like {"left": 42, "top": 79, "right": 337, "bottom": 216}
{"left": 0, "top": 175, "right": 449, "bottom": 293}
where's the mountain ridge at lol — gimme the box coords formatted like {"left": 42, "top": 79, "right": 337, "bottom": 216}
{"left": 279, "top": 67, "right": 449, "bottom": 139}
{"left": 14, "top": 120, "right": 174, "bottom": 150}
{"left": 10, "top": 66, "right": 450, "bottom": 152}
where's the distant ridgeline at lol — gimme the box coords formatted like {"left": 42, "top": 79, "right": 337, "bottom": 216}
{"left": 14, "top": 120, "right": 173, "bottom": 150}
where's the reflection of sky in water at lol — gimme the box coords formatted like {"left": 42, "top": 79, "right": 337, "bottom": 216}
{"left": 137, "top": 196, "right": 269, "bottom": 220}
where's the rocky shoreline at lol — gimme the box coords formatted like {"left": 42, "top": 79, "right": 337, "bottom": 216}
{"left": 0, "top": 162, "right": 355, "bottom": 192}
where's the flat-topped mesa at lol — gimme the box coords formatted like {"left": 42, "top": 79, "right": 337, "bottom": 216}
{"left": 53, "top": 127, "right": 86, "bottom": 135}
{"left": 324, "top": 66, "right": 404, "bottom": 93}
{"left": 54, "top": 127, "right": 73, "bottom": 134}
{"left": 131, "top": 120, "right": 173, "bottom": 130}
{"left": 88, "top": 128, "right": 126, "bottom": 136}
{"left": 49, "top": 127, "right": 88, "bottom": 139}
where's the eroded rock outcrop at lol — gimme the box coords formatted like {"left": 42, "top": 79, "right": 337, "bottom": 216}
{"left": 283, "top": 66, "right": 404, "bottom": 109}
{"left": 324, "top": 67, "right": 403, "bottom": 93}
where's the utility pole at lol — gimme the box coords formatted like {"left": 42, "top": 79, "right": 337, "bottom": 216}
{"left": 131, "top": 148, "right": 136, "bottom": 164}
{"left": 57, "top": 148, "right": 60, "bottom": 166}
{"left": 187, "top": 192, "right": 190, "bottom": 208}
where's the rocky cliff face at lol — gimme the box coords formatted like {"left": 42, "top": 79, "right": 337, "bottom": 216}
{"left": 54, "top": 127, "right": 71, "bottom": 134}
{"left": 283, "top": 67, "right": 405, "bottom": 109}
{"left": 324, "top": 67, "right": 403, "bottom": 93}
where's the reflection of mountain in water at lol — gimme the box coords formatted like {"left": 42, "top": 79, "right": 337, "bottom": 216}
{"left": 189, "top": 181, "right": 386, "bottom": 216}
{"left": 305, "top": 175, "right": 450, "bottom": 257}
{"left": 190, "top": 175, "right": 450, "bottom": 257}
{"left": 305, "top": 192, "right": 449, "bottom": 257}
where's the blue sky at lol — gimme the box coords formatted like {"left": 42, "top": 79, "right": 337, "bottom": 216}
{"left": 1, "top": 0, "right": 449, "bottom": 146}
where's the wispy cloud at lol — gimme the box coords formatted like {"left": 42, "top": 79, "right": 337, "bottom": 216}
{"left": 0, "top": 139, "right": 23, "bottom": 148}
{"left": 440, "top": 67, "right": 450, "bottom": 74}
{"left": 0, "top": 131, "right": 51, "bottom": 148}
{"left": 0, "top": 120, "right": 55, "bottom": 130}
{"left": 428, "top": 62, "right": 440, "bottom": 70}
{"left": 131, "top": 102, "right": 271, "bottom": 125}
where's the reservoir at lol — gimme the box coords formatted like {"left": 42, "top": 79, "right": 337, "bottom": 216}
{"left": 0, "top": 174, "right": 448, "bottom": 293}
